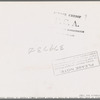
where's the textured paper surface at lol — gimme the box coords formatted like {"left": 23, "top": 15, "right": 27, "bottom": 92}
{"left": 0, "top": 2, "right": 100, "bottom": 98}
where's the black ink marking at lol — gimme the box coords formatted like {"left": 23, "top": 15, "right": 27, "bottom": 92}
{"left": 68, "top": 14, "right": 81, "bottom": 18}
{"left": 72, "top": 21, "right": 79, "bottom": 27}
{"left": 67, "top": 29, "right": 84, "bottom": 33}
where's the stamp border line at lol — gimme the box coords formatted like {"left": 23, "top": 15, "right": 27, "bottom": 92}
{"left": 55, "top": 51, "right": 98, "bottom": 61}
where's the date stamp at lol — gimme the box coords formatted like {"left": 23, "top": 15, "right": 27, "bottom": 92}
{"left": 52, "top": 51, "right": 100, "bottom": 75}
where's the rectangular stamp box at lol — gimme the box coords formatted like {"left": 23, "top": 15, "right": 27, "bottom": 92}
{"left": 52, "top": 51, "right": 100, "bottom": 75}
{"left": 53, "top": 11, "right": 87, "bottom": 37}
